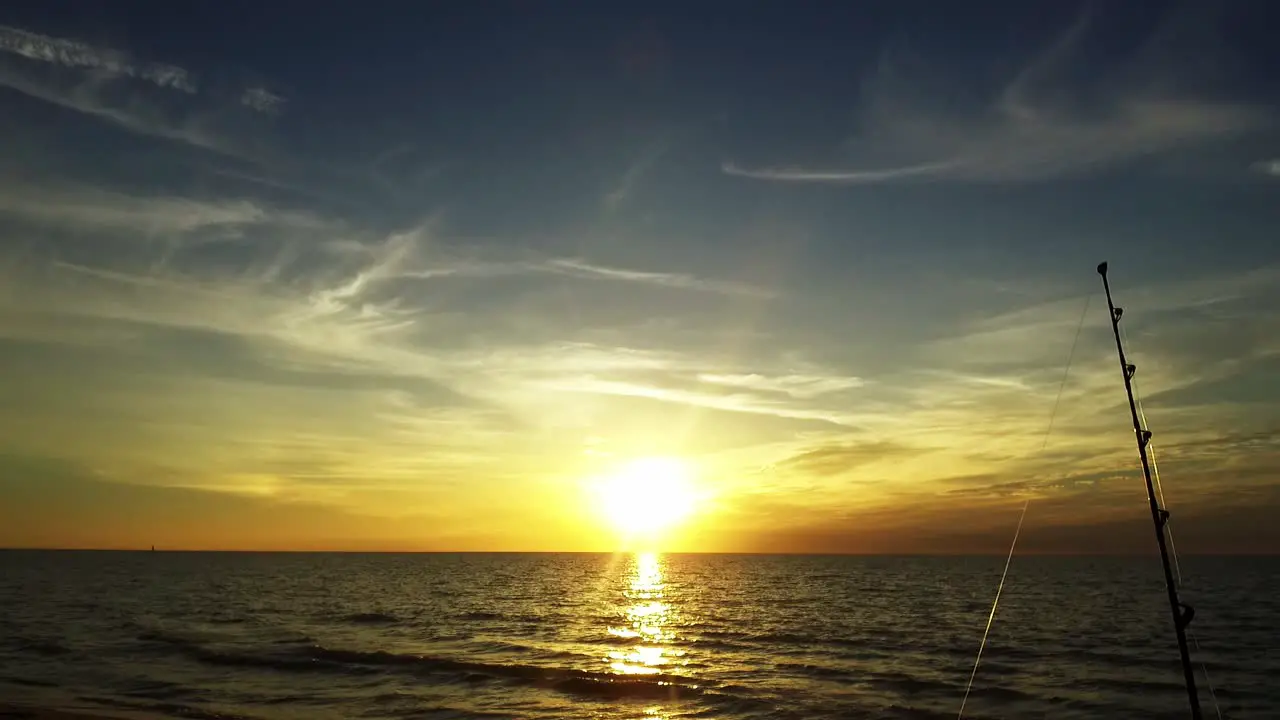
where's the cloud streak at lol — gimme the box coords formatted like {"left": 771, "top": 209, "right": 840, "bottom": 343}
{"left": 542, "top": 258, "right": 772, "bottom": 297}
{"left": 724, "top": 11, "right": 1268, "bottom": 184}
{"left": 389, "top": 253, "right": 772, "bottom": 298}
{"left": 241, "top": 87, "right": 285, "bottom": 114}
{"left": 698, "top": 372, "right": 862, "bottom": 398}
{"left": 0, "top": 24, "right": 196, "bottom": 92}
{"left": 604, "top": 139, "right": 670, "bottom": 212}
{"left": 0, "top": 182, "right": 773, "bottom": 402}
{"left": 0, "top": 24, "right": 283, "bottom": 160}
{"left": 0, "top": 179, "right": 325, "bottom": 239}
{"left": 722, "top": 160, "right": 958, "bottom": 183}
{"left": 0, "top": 64, "right": 236, "bottom": 155}
{"left": 540, "top": 375, "right": 859, "bottom": 427}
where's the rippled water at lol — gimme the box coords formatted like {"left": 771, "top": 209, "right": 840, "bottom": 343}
{"left": 1, "top": 551, "right": 1276, "bottom": 719}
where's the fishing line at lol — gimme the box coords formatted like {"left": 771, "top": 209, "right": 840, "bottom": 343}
{"left": 1135, "top": 405, "right": 1221, "bottom": 719}
{"left": 957, "top": 291, "right": 1092, "bottom": 719}
{"left": 1042, "top": 294, "right": 1092, "bottom": 452}
{"left": 1118, "top": 319, "right": 1222, "bottom": 719}
{"left": 1117, "top": 325, "right": 1170, "bottom": 504}
{"left": 1118, "top": 322, "right": 1182, "bottom": 582}
{"left": 957, "top": 498, "right": 1029, "bottom": 720}
{"left": 1133, "top": 417, "right": 1221, "bottom": 719}
{"left": 1189, "top": 628, "right": 1224, "bottom": 720}
{"left": 1134, "top": 404, "right": 1182, "bottom": 580}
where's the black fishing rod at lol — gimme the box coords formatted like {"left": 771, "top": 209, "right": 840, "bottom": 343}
{"left": 1097, "top": 262, "right": 1202, "bottom": 720}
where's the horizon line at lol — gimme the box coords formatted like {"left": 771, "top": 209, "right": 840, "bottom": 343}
{"left": 3, "top": 547, "right": 1276, "bottom": 557}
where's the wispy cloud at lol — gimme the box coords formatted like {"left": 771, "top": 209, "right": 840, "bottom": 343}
{"left": 913, "top": 267, "right": 1280, "bottom": 418}
{"left": 0, "top": 179, "right": 324, "bottom": 239}
{"left": 0, "top": 182, "right": 770, "bottom": 392}
{"left": 724, "top": 10, "right": 1268, "bottom": 184}
{"left": 0, "top": 64, "right": 236, "bottom": 155}
{"left": 0, "top": 24, "right": 281, "bottom": 159}
{"left": 604, "top": 139, "right": 669, "bottom": 212}
{"left": 542, "top": 258, "right": 772, "bottom": 297}
{"left": 698, "top": 372, "right": 862, "bottom": 398}
{"left": 241, "top": 87, "right": 285, "bottom": 114}
{"left": 775, "top": 440, "right": 916, "bottom": 477}
{"left": 709, "top": 260, "right": 1280, "bottom": 513}
{"left": 1253, "top": 159, "right": 1280, "bottom": 177}
{"left": 540, "top": 375, "right": 859, "bottom": 427}
{"left": 0, "top": 25, "right": 196, "bottom": 92}
{"left": 723, "top": 160, "right": 958, "bottom": 183}
{"left": 390, "top": 253, "right": 772, "bottom": 298}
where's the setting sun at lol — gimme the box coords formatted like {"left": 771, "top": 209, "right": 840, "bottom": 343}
{"left": 593, "top": 457, "right": 697, "bottom": 537}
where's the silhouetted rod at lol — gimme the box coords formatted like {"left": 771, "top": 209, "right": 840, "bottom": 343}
{"left": 1096, "top": 261, "right": 1202, "bottom": 720}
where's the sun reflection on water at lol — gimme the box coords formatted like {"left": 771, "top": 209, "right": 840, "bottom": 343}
{"left": 605, "top": 552, "right": 685, "bottom": 676}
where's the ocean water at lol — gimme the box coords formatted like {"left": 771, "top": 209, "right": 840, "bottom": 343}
{"left": 0, "top": 552, "right": 1275, "bottom": 720}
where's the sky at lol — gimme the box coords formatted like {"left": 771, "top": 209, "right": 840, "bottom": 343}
{"left": 0, "top": 0, "right": 1277, "bottom": 553}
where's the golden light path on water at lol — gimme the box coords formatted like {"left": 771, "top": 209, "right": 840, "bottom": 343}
{"left": 606, "top": 552, "right": 684, "bottom": 679}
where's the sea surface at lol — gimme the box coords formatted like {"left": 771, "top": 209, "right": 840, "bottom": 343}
{"left": 0, "top": 552, "right": 1276, "bottom": 720}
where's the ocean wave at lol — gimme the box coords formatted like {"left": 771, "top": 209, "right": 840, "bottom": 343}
{"left": 866, "top": 705, "right": 967, "bottom": 720}
{"left": 308, "top": 645, "right": 704, "bottom": 699}
{"left": 289, "top": 645, "right": 776, "bottom": 712}
{"left": 1083, "top": 675, "right": 1190, "bottom": 695}
{"left": 139, "top": 627, "right": 312, "bottom": 652}
{"left": 865, "top": 671, "right": 961, "bottom": 698}
{"left": 136, "top": 631, "right": 361, "bottom": 675}
{"left": 385, "top": 706, "right": 515, "bottom": 719}
{"left": 341, "top": 612, "right": 400, "bottom": 624}
{"left": 15, "top": 638, "right": 72, "bottom": 656}
{"left": 138, "top": 629, "right": 200, "bottom": 649}
{"left": 206, "top": 615, "right": 250, "bottom": 625}
{"left": 961, "top": 683, "right": 1035, "bottom": 702}
{"left": 144, "top": 634, "right": 714, "bottom": 703}
{"left": 118, "top": 678, "right": 197, "bottom": 702}
{"left": 771, "top": 662, "right": 853, "bottom": 680}
{"left": 1, "top": 675, "right": 59, "bottom": 688}
{"left": 575, "top": 633, "right": 653, "bottom": 647}
{"left": 458, "top": 610, "right": 505, "bottom": 621}
{"left": 693, "top": 629, "right": 912, "bottom": 659}
{"left": 81, "top": 696, "right": 262, "bottom": 720}
{"left": 460, "top": 638, "right": 580, "bottom": 660}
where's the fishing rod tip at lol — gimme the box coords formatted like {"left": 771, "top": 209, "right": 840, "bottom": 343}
{"left": 1096, "top": 261, "right": 1108, "bottom": 276}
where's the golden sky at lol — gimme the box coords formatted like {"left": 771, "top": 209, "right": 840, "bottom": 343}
{"left": 1, "top": 8, "right": 1278, "bottom": 553}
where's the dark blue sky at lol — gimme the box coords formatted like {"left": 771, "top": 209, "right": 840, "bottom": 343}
{"left": 0, "top": 0, "right": 1277, "bottom": 551}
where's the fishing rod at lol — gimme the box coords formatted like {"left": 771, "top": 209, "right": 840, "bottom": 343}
{"left": 1097, "top": 261, "right": 1202, "bottom": 720}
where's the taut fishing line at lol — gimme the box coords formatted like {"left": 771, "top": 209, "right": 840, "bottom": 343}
{"left": 957, "top": 291, "right": 1093, "bottom": 719}
{"left": 957, "top": 499, "right": 1028, "bottom": 720}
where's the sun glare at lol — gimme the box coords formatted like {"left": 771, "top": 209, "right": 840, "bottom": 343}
{"left": 594, "top": 457, "right": 697, "bottom": 537}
